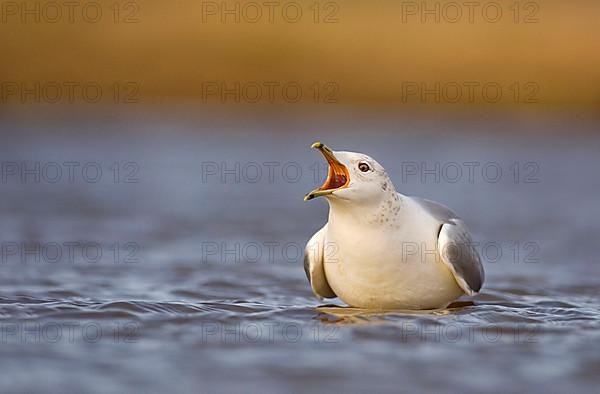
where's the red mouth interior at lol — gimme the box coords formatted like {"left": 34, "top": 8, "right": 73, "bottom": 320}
{"left": 320, "top": 163, "right": 349, "bottom": 190}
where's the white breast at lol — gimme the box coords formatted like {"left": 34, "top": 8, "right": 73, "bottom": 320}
{"left": 323, "top": 197, "right": 463, "bottom": 309}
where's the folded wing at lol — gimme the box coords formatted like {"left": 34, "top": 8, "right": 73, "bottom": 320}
{"left": 414, "top": 198, "right": 485, "bottom": 295}
{"left": 304, "top": 225, "right": 337, "bottom": 299}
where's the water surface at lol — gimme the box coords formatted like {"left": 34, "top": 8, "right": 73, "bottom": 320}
{"left": 1, "top": 110, "right": 599, "bottom": 393}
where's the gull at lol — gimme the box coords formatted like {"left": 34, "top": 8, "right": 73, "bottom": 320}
{"left": 304, "top": 142, "right": 484, "bottom": 310}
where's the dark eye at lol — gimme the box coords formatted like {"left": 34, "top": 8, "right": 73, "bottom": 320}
{"left": 358, "top": 162, "right": 371, "bottom": 172}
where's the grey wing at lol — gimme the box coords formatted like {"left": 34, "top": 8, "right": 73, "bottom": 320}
{"left": 304, "top": 225, "right": 337, "bottom": 299}
{"left": 414, "top": 198, "right": 485, "bottom": 295}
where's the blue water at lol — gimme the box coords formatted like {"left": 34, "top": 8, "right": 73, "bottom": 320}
{"left": 0, "top": 108, "right": 599, "bottom": 393}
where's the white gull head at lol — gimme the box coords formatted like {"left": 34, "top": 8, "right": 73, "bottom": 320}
{"left": 304, "top": 141, "right": 396, "bottom": 208}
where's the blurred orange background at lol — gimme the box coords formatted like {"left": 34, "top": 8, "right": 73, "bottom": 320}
{"left": 1, "top": 0, "right": 599, "bottom": 111}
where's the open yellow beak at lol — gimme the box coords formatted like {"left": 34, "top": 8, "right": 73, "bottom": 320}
{"left": 304, "top": 141, "right": 350, "bottom": 201}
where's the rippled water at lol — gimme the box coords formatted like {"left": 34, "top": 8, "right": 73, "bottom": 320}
{"left": 1, "top": 109, "right": 599, "bottom": 393}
